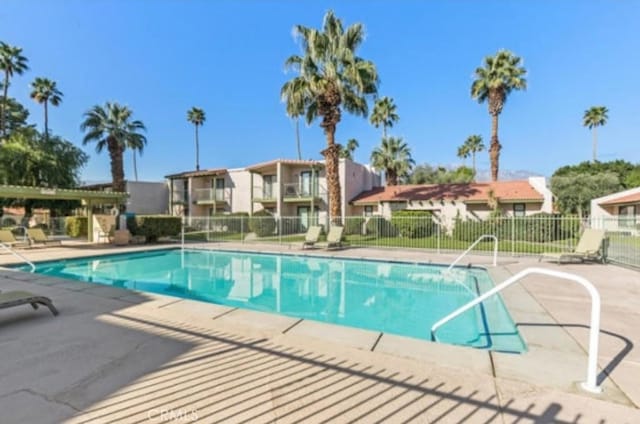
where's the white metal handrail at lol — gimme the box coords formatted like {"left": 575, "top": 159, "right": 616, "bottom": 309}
{"left": 430, "top": 267, "right": 603, "bottom": 394}
{"left": 447, "top": 234, "right": 498, "bottom": 271}
{"left": 0, "top": 242, "right": 35, "bottom": 272}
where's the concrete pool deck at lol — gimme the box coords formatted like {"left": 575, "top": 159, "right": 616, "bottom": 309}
{"left": 0, "top": 241, "right": 639, "bottom": 422}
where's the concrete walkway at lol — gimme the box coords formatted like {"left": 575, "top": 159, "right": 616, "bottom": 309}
{"left": 0, "top": 242, "right": 639, "bottom": 423}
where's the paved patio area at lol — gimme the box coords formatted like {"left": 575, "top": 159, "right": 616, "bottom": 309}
{"left": 0, "top": 241, "right": 639, "bottom": 423}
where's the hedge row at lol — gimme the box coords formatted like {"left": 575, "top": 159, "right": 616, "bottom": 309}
{"left": 65, "top": 216, "right": 88, "bottom": 237}
{"left": 127, "top": 215, "right": 181, "bottom": 242}
{"left": 452, "top": 213, "right": 581, "bottom": 242}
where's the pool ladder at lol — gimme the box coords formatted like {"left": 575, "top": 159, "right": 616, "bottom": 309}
{"left": 446, "top": 234, "right": 498, "bottom": 271}
{"left": 0, "top": 242, "right": 36, "bottom": 272}
{"left": 430, "top": 267, "right": 603, "bottom": 394}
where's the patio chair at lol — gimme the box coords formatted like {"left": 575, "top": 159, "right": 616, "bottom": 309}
{"left": 540, "top": 229, "right": 607, "bottom": 264}
{"left": 302, "top": 226, "right": 322, "bottom": 249}
{"left": 325, "top": 225, "right": 345, "bottom": 250}
{"left": 0, "top": 290, "right": 59, "bottom": 316}
{"left": 0, "top": 229, "right": 30, "bottom": 248}
{"left": 27, "top": 228, "right": 62, "bottom": 246}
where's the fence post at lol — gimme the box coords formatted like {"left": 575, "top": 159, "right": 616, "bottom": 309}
{"left": 240, "top": 216, "right": 244, "bottom": 244}
{"left": 278, "top": 216, "right": 282, "bottom": 245}
{"left": 437, "top": 221, "right": 441, "bottom": 255}
{"left": 511, "top": 217, "right": 515, "bottom": 257}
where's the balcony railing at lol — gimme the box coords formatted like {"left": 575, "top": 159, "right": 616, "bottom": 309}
{"left": 193, "top": 188, "right": 230, "bottom": 203}
{"left": 283, "top": 183, "right": 325, "bottom": 200}
{"left": 252, "top": 185, "right": 277, "bottom": 202}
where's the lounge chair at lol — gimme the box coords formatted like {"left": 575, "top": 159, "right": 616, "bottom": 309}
{"left": 0, "top": 290, "right": 59, "bottom": 316}
{"left": 540, "top": 229, "right": 606, "bottom": 264}
{"left": 27, "top": 228, "right": 62, "bottom": 246}
{"left": 325, "top": 226, "right": 345, "bottom": 250}
{"left": 302, "top": 226, "right": 322, "bottom": 249}
{"left": 0, "top": 229, "right": 30, "bottom": 248}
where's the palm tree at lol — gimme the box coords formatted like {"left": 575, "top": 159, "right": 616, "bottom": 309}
{"left": 371, "top": 137, "right": 415, "bottom": 186}
{"left": 29, "top": 77, "right": 63, "bottom": 141}
{"left": 0, "top": 42, "right": 29, "bottom": 137}
{"left": 457, "top": 144, "right": 470, "bottom": 166}
{"left": 370, "top": 96, "right": 399, "bottom": 138}
{"left": 583, "top": 106, "right": 609, "bottom": 162}
{"left": 471, "top": 50, "right": 527, "bottom": 181}
{"left": 80, "top": 102, "right": 146, "bottom": 192}
{"left": 126, "top": 130, "right": 147, "bottom": 181}
{"left": 187, "top": 107, "right": 206, "bottom": 171}
{"left": 339, "top": 138, "right": 359, "bottom": 160}
{"left": 463, "top": 134, "right": 485, "bottom": 175}
{"left": 281, "top": 10, "right": 379, "bottom": 223}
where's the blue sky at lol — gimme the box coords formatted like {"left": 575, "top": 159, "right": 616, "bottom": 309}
{"left": 2, "top": 1, "right": 639, "bottom": 182}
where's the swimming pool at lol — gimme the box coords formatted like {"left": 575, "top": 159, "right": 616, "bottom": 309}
{"left": 19, "top": 249, "right": 526, "bottom": 352}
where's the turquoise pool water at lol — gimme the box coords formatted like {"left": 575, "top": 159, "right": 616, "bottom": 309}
{"left": 20, "top": 249, "right": 526, "bottom": 352}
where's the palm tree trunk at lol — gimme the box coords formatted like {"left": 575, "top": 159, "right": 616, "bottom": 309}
{"left": 108, "top": 136, "right": 126, "bottom": 193}
{"left": 133, "top": 150, "right": 138, "bottom": 181}
{"left": 195, "top": 124, "right": 200, "bottom": 171}
{"left": 295, "top": 118, "right": 302, "bottom": 160}
{"left": 44, "top": 102, "right": 49, "bottom": 142}
{"left": 489, "top": 113, "right": 501, "bottom": 181}
{"left": 472, "top": 151, "right": 476, "bottom": 177}
{"left": 0, "top": 72, "right": 9, "bottom": 137}
{"left": 321, "top": 124, "right": 342, "bottom": 225}
{"left": 592, "top": 127, "right": 597, "bottom": 162}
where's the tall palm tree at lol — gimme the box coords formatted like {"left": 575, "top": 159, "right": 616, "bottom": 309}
{"left": 126, "top": 129, "right": 147, "bottom": 181}
{"left": 281, "top": 10, "right": 379, "bottom": 223}
{"left": 457, "top": 144, "right": 470, "bottom": 166}
{"left": 0, "top": 42, "right": 29, "bottom": 137}
{"left": 471, "top": 50, "right": 527, "bottom": 181}
{"left": 81, "top": 102, "right": 146, "bottom": 192}
{"left": 29, "top": 77, "right": 63, "bottom": 141}
{"left": 187, "top": 107, "right": 206, "bottom": 171}
{"left": 583, "top": 106, "right": 608, "bottom": 162}
{"left": 463, "top": 134, "right": 485, "bottom": 175}
{"left": 370, "top": 96, "right": 399, "bottom": 138}
{"left": 371, "top": 137, "right": 415, "bottom": 186}
{"left": 339, "top": 138, "right": 359, "bottom": 160}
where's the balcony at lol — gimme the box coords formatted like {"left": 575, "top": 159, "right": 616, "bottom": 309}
{"left": 282, "top": 183, "right": 325, "bottom": 203}
{"left": 171, "top": 193, "right": 188, "bottom": 204}
{"left": 193, "top": 188, "right": 230, "bottom": 205}
{"left": 252, "top": 186, "right": 277, "bottom": 203}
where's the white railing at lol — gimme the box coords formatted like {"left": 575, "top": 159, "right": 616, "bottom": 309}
{"left": 193, "top": 188, "right": 230, "bottom": 203}
{"left": 0, "top": 242, "right": 35, "bottom": 272}
{"left": 447, "top": 234, "right": 498, "bottom": 271}
{"left": 430, "top": 267, "right": 603, "bottom": 394}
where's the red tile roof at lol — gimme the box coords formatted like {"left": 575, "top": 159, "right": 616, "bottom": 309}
{"left": 599, "top": 191, "right": 640, "bottom": 206}
{"left": 351, "top": 181, "right": 544, "bottom": 204}
{"left": 165, "top": 168, "right": 228, "bottom": 179}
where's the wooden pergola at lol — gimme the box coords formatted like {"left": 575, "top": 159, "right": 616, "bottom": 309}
{"left": 0, "top": 184, "right": 128, "bottom": 242}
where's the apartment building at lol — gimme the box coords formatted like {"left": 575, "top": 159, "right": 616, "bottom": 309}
{"left": 166, "top": 158, "right": 381, "bottom": 226}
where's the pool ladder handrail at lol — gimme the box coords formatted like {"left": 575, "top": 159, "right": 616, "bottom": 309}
{"left": 0, "top": 242, "right": 36, "bottom": 272}
{"left": 446, "top": 234, "right": 497, "bottom": 271}
{"left": 430, "top": 267, "right": 603, "bottom": 394}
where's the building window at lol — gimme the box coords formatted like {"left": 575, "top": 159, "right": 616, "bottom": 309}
{"left": 364, "top": 205, "right": 374, "bottom": 217}
{"left": 513, "top": 203, "right": 525, "bottom": 217}
{"left": 263, "top": 175, "right": 276, "bottom": 198}
{"left": 618, "top": 205, "right": 637, "bottom": 228}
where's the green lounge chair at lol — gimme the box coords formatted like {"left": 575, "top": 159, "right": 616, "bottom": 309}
{"left": 0, "top": 229, "right": 30, "bottom": 248}
{"left": 540, "top": 229, "right": 606, "bottom": 264}
{"left": 27, "top": 228, "right": 62, "bottom": 246}
{"left": 0, "top": 290, "right": 59, "bottom": 316}
{"left": 325, "top": 226, "right": 345, "bottom": 250}
{"left": 302, "top": 226, "right": 322, "bottom": 249}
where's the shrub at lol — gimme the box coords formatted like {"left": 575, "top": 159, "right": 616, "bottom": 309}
{"left": 344, "top": 217, "right": 365, "bottom": 235}
{"left": 365, "top": 216, "right": 397, "bottom": 237}
{"left": 1, "top": 217, "right": 16, "bottom": 227}
{"left": 452, "top": 218, "right": 501, "bottom": 242}
{"left": 249, "top": 210, "right": 276, "bottom": 237}
{"left": 210, "top": 212, "right": 249, "bottom": 233}
{"left": 65, "top": 216, "right": 88, "bottom": 238}
{"left": 129, "top": 215, "right": 181, "bottom": 242}
{"left": 391, "top": 210, "right": 435, "bottom": 238}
